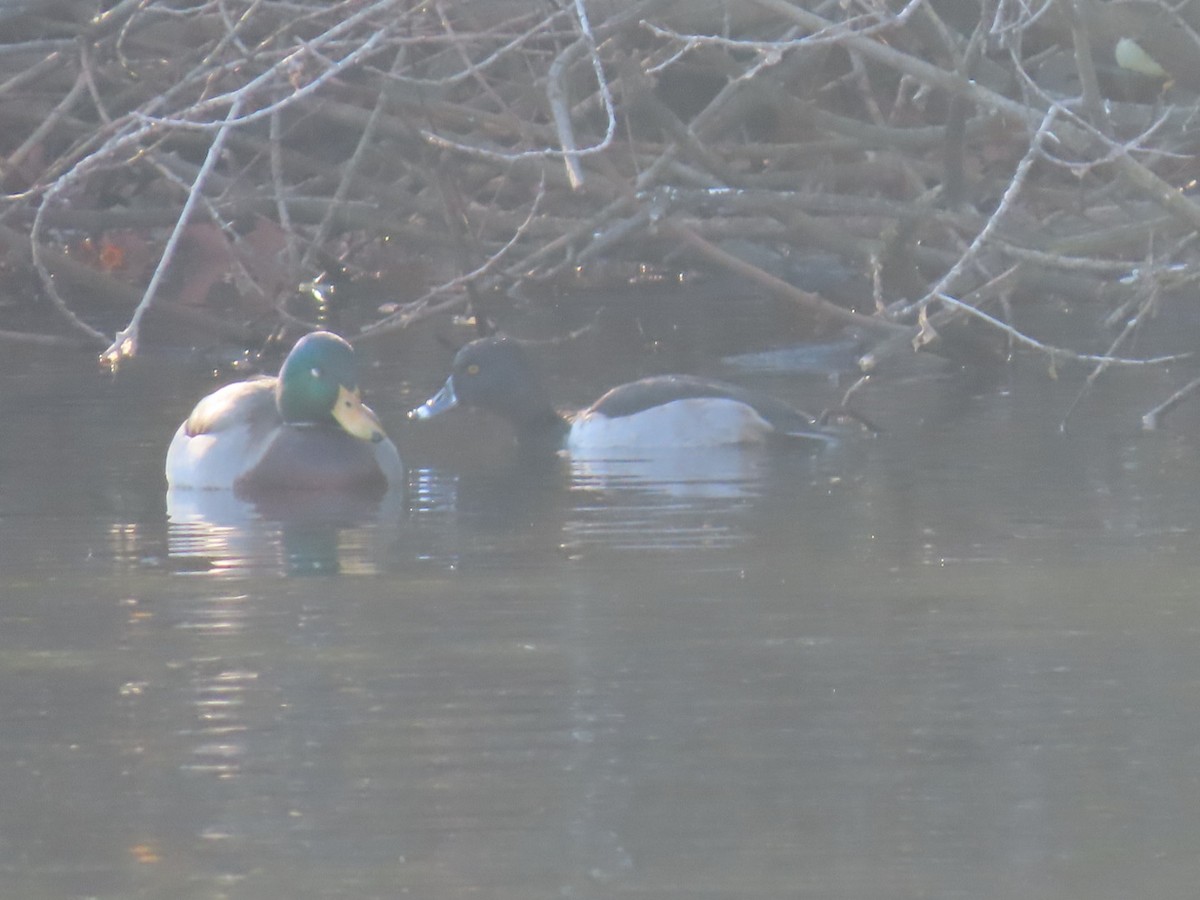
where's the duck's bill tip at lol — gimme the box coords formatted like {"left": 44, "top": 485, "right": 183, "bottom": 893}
{"left": 408, "top": 379, "right": 458, "bottom": 421}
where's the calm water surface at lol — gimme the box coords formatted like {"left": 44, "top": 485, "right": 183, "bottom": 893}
{"left": 3, "top": 335, "right": 1200, "bottom": 899}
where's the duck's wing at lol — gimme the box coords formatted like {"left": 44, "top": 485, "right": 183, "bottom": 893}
{"left": 586, "top": 375, "right": 828, "bottom": 438}
{"left": 184, "top": 377, "right": 279, "bottom": 437}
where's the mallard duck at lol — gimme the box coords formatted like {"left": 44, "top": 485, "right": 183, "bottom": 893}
{"left": 408, "top": 335, "right": 835, "bottom": 452}
{"left": 166, "top": 331, "right": 403, "bottom": 492}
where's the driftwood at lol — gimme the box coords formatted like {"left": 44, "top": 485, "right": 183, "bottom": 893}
{"left": 0, "top": 0, "right": 1198, "bottom": 392}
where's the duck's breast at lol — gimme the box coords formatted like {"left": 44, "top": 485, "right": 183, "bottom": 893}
{"left": 237, "top": 426, "right": 400, "bottom": 492}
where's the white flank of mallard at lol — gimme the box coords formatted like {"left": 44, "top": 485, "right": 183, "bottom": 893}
{"left": 165, "top": 419, "right": 270, "bottom": 489}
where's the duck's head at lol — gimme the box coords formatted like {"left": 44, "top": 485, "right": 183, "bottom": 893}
{"left": 409, "top": 335, "right": 557, "bottom": 429}
{"left": 277, "top": 331, "right": 387, "bottom": 443}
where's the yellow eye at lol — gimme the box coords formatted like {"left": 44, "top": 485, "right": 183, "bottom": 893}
{"left": 466, "top": 363, "right": 480, "bottom": 376}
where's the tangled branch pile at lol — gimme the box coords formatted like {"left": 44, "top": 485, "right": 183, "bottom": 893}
{"left": 3, "top": 0, "right": 1200, "bottom": 379}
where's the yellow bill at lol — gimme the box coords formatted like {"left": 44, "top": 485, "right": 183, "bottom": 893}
{"left": 332, "top": 385, "right": 387, "bottom": 443}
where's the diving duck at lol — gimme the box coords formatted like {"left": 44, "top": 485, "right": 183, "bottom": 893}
{"left": 167, "top": 331, "right": 402, "bottom": 492}
{"left": 409, "top": 335, "right": 834, "bottom": 452}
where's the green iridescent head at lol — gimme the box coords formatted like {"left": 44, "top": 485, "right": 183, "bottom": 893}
{"left": 276, "top": 331, "right": 385, "bottom": 442}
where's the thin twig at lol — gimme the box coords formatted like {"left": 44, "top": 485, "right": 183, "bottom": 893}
{"left": 102, "top": 94, "right": 249, "bottom": 367}
{"left": 902, "top": 105, "right": 1057, "bottom": 318}
{"left": 934, "top": 293, "right": 1187, "bottom": 367}
{"left": 1142, "top": 375, "right": 1200, "bottom": 431}
{"left": 357, "top": 174, "right": 548, "bottom": 339}
{"left": 667, "top": 221, "right": 906, "bottom": 335}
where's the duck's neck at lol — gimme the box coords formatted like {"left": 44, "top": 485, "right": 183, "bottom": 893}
{"left": 516, "top": 408, "right": 570, "bottom": 453}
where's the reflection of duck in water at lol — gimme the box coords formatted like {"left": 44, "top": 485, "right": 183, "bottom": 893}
{"left": 409, "top": 335, "right": 835, "bottom": 453}
{"left": 166, "top": 477, "right": 405, "bottom": 576}
{"left": 166, "top": 331, "right": 403, "bottom": 493}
